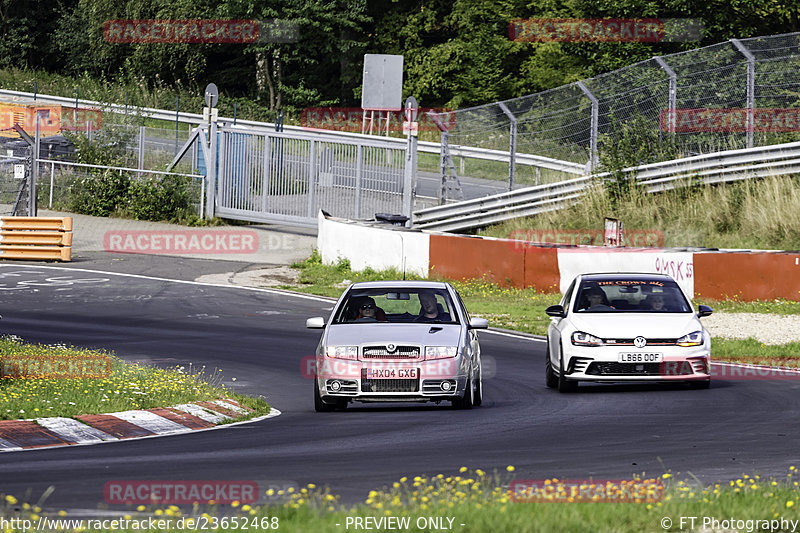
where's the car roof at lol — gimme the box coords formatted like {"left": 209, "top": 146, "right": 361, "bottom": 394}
{"left": 350, "top": 280, "right": 450, "bottom": 290}
{"left": 578, "top": 273, "right": 677, "bottom": 282}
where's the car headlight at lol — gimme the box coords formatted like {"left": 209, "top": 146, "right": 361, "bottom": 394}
{"left": 571, "top": 331, "right": 603, "bottom": 346}
{"left": 425, "top": 346, "right": 458, "bottom": 359}
{"left": 676, "top": 331, "right": 703, "bottom": 347}
{"left": 326, "top": 346, "right": 358, "bottom": 360}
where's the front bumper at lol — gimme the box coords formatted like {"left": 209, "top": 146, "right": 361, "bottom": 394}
{"left": 562, "top": 345, "right": 711, "bottom": 383}
{"left": 316, "top": 357, "right": 469, "bottom": 402}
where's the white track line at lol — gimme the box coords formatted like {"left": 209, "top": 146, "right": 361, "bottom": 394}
{"left": 36, "top": 417, "right": 118, "bottom": 443}
{"left": 0, "top": 264, "right": 336, "bottom": 303}
{"left": 111, "top": 411, "right": 191, "bottom": 434}
{"left": 171, "top": 404, "right": 231, "bottom": 424}
{"left": 0, "top": 408, "right": 281, "bottom": 453}
{"left": 212, "top": 400, "right": 248, "bottom": 414}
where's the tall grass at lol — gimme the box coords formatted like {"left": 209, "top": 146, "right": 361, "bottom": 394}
{"left": 482, "top": 174, "right": 800, "bottom": 250}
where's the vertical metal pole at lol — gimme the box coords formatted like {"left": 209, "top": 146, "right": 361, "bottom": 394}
{"left": 49, "top": 162, "right": 54, "bottom": 208}
{"left": 138, "top": 126, "right": 145, "bottom": 178}
{"left": 577, "top": 81, "right": 599, "bottom": 171}
{"left": 31, "top": 120, "right": 40, "bottom": 216}
{"left": 33, "top": 81, "right": 37, "bottom": 101}
{"left": 124, "top": 92, "right": 128, "bottom": 122}
{"left": 731, "top": 39, "right": 755, "bottom": 149}
{"left": 262, "top": 134, "right": 272, "bottom": 212}
{"left": 74, "top": 89, "right": 78, "bottom": 128}
{"left": 498, "top": 102, "right": 517, "bottom": 190}
{"left": 217, "top": 128, "right": 227, "bottom": 208}
{"left": 355, "top": 144, "right": 363, "bottom": 218}
{"left": 233, "top": 102, "right": 237, "bottom": 125}
{"left": 205, "top": 123, "right": 217, "bottom": 219}
{"left": 403, "top": 131, "right": 416, "bottom": 224}
{"left": 439, "top": 132, "right": 449, "bottom": 204}
{"left": 655, "top": 57, "right": 677, "bottom": 135}
{"left": 191, "top": 138, "right": 197, "bottom": 174}
{"left": 175, "top": 95, "right": 180, "bottom": 154}
{"left": 307, "top": 140, "right": 317, "bottom": 217}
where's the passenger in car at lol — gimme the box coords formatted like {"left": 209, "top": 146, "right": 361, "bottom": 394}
{"left": 354, "top": 297, "right": 387, "bottom": 321}
{"left": 643, "top": 294, "right": 668, "bottom": 312}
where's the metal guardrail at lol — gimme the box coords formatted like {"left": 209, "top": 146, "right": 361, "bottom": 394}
{"left": 0, "top": 89, "right": 584, "bottom": 175}
{"left": 413, "top": 141, "right": 800, "bottom": 232}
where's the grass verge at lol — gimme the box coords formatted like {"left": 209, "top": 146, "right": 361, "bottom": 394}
{"left": 0, "top": 336, "right": 269, "bottom": 421}
{"left": 1, "top": 467, "right": 798, "bottom": 532}
{"left": 286, "top": 252, "right": 800, "bottom": 365}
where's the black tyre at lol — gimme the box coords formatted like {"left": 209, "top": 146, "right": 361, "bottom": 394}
{"left": 473, "top": 365, "right": 483, "bottom": 407}
{"left": 689, "top": 379, "right": 711, "bottom": 390}
{"left": 452, "top": 371, "right": 474, "bottom": 409}
{"left": 314, "top": 379, "right": 335, "bottom": 412}
{"left": 545, "top": 341, "right": 558, "bottom": 389}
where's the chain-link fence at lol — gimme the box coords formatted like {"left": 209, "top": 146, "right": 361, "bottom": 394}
{"left": 0, "top": 116, "right": 204, "bottom": 218}
{"left": 429, "top": 32, "right": 800, "bottom": 184}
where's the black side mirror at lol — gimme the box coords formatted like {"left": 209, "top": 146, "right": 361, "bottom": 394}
{"left": 545, "top": 305, "right": 566, "bottom": 318}
{"left": 697, "top": 305, "right": 713, "bottom": 318}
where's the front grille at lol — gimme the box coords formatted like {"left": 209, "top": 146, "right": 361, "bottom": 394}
{"left": 603, "top": 338, "right": 678, "bottom": 346}
{"left": 362, "top": 345, "right": 421, "bottom": 359}
{"left": 361, "top": 378, "right": 420, "bottom": 393}
{"left": 585, "top": 362, "right": 689, "bottom": 376}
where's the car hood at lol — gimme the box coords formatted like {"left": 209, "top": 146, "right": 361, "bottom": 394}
{"left": 568, "top": 313, "right": 703, "bottom": 338}
{"left": 325, "top": 323, "right": 463, "bottom": 347}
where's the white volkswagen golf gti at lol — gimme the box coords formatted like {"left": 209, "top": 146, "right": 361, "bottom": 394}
{"left": 545, "top": 273, "right": 712, "bottom": 392}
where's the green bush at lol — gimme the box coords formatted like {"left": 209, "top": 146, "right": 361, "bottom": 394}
{"left": 125, "top": 174, "right": 193, "bottom": 222}
{"left": 67, "top": 169, "right": 130, "bottom": 217}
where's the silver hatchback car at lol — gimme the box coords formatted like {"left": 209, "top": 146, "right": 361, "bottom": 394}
{"left": 306, "top": 281, "right": 488, "bottom": 411}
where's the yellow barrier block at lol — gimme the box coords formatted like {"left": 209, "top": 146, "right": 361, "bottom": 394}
{"left": 0, "top": 246, "right": 71, "bottom": 261}
{"left": 0, "top": 216, "right": 73, "bottom": 232}
{"left": 0, "top": 231, "right": 72, "bottom": 246}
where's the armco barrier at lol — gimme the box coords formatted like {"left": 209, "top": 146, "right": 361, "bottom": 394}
{"left": 0, "top": 217, "right": 73, "bottom": 261}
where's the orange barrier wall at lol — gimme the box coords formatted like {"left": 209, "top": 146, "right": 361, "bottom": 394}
{"left": 428, "top": 234, "right": 559, "bottom": 292}
{"left": 694, "top": 252, "right": 800, "bottom": 301}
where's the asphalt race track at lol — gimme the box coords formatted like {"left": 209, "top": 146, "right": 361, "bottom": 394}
{"left": 1, "top": 260, "right": 799, "bottom": 514}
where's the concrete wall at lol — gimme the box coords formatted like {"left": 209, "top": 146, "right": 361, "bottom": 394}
{"left": 317, "top": 213, "right": 800, "bottom": 300}
{"left": 318, "top": 212, "right": 430, "bottom": 277}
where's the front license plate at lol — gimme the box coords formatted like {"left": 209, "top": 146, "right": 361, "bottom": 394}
{"left": 618, "top": 352, "right": 662, "bottom": 363}
{"left": 365, "top": 368, "right": 418, "bottom": 379}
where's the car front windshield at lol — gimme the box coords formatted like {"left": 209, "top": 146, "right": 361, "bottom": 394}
{"left": 332, "top": 289, "right": 459, "bottom": 324}
{"left": 573, "top": 279, "right": 692, "bottom": 313}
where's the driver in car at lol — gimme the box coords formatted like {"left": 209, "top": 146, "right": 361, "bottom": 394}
{"left": 414, "top": 291, "right": 451, "bottom": 322}
{"left": 580, "top": 286, "right": 611, "bottom": 310}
